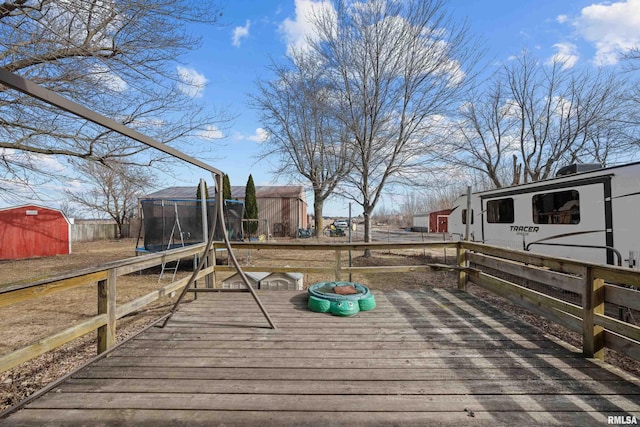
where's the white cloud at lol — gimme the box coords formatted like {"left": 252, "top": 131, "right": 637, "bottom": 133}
{"left": 198, "top": 125, "right": 224, "bottom": 140}
{"left": 573, "top": 0, "right": 640, "bottom": 65}
{"left": 278, "top": 0, "right": 335, "bottom": 54}
{"left": 246, "top": 128, "right": 269, "bottom": 143}
{"left": 232, "top": 20, "right": 251, "bottom": 47}
{"left": 176, "top": 66, "right": 207, "bottom": 98}
{"left": 90, "top": 64, "right": 128, "bottom": 92}
{"left": 556, "top": 14, "right": 568, "bottom": 24}
{"left": 546, "top": 42, "right": 579, "bottom": 69}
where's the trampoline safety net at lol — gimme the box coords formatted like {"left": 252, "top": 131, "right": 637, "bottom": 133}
{"left": 140, "top": 199, "right": 244, "bottom": 252}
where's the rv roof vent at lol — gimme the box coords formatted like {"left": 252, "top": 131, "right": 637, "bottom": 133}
{"left": 556, "top": 163, "right": 602, "bottom": 177}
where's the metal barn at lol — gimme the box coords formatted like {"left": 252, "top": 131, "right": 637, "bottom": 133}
{"left": 0, "top": 205, "right": 71, "bottom": 260}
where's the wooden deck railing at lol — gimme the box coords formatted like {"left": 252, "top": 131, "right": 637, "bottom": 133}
{"left": 461, "top": 241, "right": 640, "bottom": 361}
{"left": 1, "top": 240, "right": 640, "bottom": 375}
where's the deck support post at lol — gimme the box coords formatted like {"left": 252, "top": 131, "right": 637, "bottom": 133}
{"left": 335, "top": 249, "right": 343, "bottom": 282}
{"left": 457, "top": 243, "right": 467, "bottom": 291}
{"left": 583, "top": 266, "right": 605, "bottom": 360}
{"left": 97, "top": 268, "right": 117, "bottom": 354}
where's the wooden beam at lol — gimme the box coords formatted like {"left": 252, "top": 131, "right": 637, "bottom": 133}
{"left": 97, "top": 269, "right": 117, "bottom": 354}
{"left": 604, "top": 330, "right": 640, "bottom": 362}
{"left": 462, "top": 241, "right": 586, "bottom": 275}
{"left": 457, "top": 246, "right": 467, "bottom": 291}
{"left": 0, "top": 315, "right": 107, "bottom": 374}
{"left": 583, "top": 267, "right": 605, "bottom": 360}
{"left": 0, "top": 271, "right": 108, "bottom": 308}
{"left": 604, "top": 284, "right": 640, "bottom": 312}
{"left": 468, "top": 252, "right": 583, "bottom": 294}
{"left": 116, "top": 266, "right": 214, "bottom": 319}
{"left": 470, "top": 272, "right": 582, "bottom": 318}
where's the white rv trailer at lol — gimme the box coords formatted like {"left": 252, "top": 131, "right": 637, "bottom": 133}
{"left": 448, "top": 162, "right": 640, "bottom": 267}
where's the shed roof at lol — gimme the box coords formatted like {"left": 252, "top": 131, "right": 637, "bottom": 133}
{"left": 264, "top": 272, "right": 303, "bottom": 280}
{"left": 221, "top": 272, "right": 270, "bottom": 283}
{"left": 142, "top": 186, "right": 305, "bottom": 200}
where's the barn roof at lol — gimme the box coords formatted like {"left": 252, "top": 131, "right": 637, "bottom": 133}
{"left": 142, "top": 185, "right": 305, "bottom": 200}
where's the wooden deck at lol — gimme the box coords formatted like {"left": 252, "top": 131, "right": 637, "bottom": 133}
{"left": 3, "top": 289, "right": 640, "bottom": 426}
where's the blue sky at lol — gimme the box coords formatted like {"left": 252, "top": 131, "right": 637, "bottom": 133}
{"left": 4, "top": 0, "right": 636, "bottom": 217}
{"left": 168, "top": 0, "right": 640, "bottom": 216}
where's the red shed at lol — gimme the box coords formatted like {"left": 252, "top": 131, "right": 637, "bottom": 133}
{"left": 429, "top": 209, "right": 452, "bottom": 233}
{"left": 0, "top": 205, "right": 71, "bottom": 260}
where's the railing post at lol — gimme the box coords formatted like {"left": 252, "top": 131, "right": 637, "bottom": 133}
{"left": 209, "top": 245, "right": 216, "bottom": 288}
{"left": 335, "top": 249, "right": 342, "bottom": 282}
{"left": 457, "top": 243, "right": 467, "bottom": 291}
{"left": 582, "top": 266, "right": 605, "bottom": 360}
{"left": 97, "top": 268, "right": 117, "bottom": 354}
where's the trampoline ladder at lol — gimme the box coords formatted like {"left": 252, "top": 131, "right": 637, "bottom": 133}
{"left": 159, "top": 205, "right": 185, "bottom": 283}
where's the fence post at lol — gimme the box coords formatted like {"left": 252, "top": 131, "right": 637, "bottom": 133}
{"left": 97, "top": 268, "right": 117, "bottom": 354}
{"left": 457, "top": 243, "right": 467, "bottom": 291}
{"left": 335, "top": 249, "right": 342, "bottom": 282}
{"left": 582, "top": 266, "right": 605, "bottom": 360}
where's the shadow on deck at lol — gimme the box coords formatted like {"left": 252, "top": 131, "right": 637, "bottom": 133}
{"left": 2, "top": 289, "right": 640, "bottom": 426}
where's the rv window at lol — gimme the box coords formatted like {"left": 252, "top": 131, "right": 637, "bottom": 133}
{"left": 532, "top": 190, "right": 580, "bottom": 225}
{"left": 462, "top": 209, "right": 474, "bottom": 225}
{"left": 486, "top": 198, "right": 514, "bottom": 223}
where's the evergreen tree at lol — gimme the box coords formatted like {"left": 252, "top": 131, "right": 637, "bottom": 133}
{"left": 196, "top": 180, "right": 209, "bottom": 200}
{"left": 244, "top": 174, "right": 259, "bottom": 235}
{"left": 223, "top": 174, "right": 232, "bottom": 200}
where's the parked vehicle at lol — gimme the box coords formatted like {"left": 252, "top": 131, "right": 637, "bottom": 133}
{"left": 333, "top": 220, "right": 348, "bottom": 229}
{"left": 448, "top": 162, "right": 640, "bottom": 267}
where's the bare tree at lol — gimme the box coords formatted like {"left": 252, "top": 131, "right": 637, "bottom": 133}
{"left": 0, "top": 0, "right": 228, "bottom": 201}
{"left": 310, "top": 0, "right": 480, "bottom": 250}
{"left": 440, "top": 51, "right": 630, "bottom": 188}
{"left": 621, "top": 47, "right": 640, "bottom": 141}
{"left": 65, "top": 160, "right": 154, "bottom": 237}
{"left": 252, "top": 49, "right": 352, "bottom": 235}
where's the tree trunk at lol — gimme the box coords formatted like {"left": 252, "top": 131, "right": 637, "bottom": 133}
{"left": 115, "top": 221, "right": 123, "bottom": 239}
{"left": 313, "top": 193, "right": 324, "bottom": 239}
{"left": 363, "top": 209, "right": 372, "bottom": 257}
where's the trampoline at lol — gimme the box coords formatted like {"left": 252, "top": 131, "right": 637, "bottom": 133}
{"left": 136, "top": 198, "right": 244, "bottom": 253}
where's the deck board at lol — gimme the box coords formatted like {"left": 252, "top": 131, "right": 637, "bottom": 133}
{"left": 3, "top": 289, "right": 640, "bottom": 426}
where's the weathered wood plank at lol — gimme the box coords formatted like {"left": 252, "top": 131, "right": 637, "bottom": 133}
{"left": 111, "top": 347, "right": 582, "bottom": 359}
{"left": 605, "top": 284, "right": 640, "bottom": 311}
{"left": 5, "top": 408, "right": 610, "bottom": 427}
{"left": 59, "top": 377, "right": 640, "bottom": 396}
{"left": 25, "top": 392, "right": 640, "bottom": 412}
{"left": 468, "top": 252, "right": 583, "bottom": 294}
{"left": 93, "top": 355, "right": 597, "bottom": 369}
{"left": 136, "top": 331, "right": 551, "bottom": 342}
{"left": 470, "top": 272, "right": 582, "bottom": 318}
{"left": 72, "top": 365, "right": 627, "bottom": 382}
{"left": 0, "top": 315, "right": 107, "bottom": 374}
{"left": 461, "top": 241, "right": 587, "bottom": 275}
{"left": 0, "top": 271, "right": 107, "bottom": 308}
{"left": 121, "top": 338, "right": 561, "bottom": 350}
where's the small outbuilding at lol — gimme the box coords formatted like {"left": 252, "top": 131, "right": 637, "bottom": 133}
{"left": 0, "top": 205, "right": 71, "bottom": 260}
{"left": 220, "top": 271, "right": 304, "bottom": 290}
{"left": 429, "top": 209, "right": 452, "bottom": 233}
{"left": 221, "top": 272, "right": 269, "bottom": 290}
{"left": 260, "top": 272, "right": 304, "bottom": 291}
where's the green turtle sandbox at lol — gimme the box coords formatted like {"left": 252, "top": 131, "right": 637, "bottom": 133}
{"left": 307, "top": 281, "right": 376, "bottom": 316}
